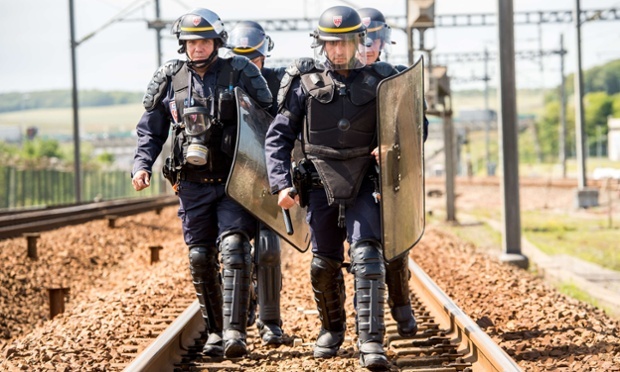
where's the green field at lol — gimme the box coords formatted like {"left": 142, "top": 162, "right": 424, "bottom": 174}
{"left": 0, "top": 103, "right": 145, "bottom": 137}
{"left": 0, "top": 88, "right": 549, "bottom": 138}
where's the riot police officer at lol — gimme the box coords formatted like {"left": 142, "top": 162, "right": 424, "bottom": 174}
{"left": 225, "top": 20, "right": 285, "bottom": 346}
{"left": 265, "top": 6, "right": 398, "bottom": 370}
{"left": 358, "top": 7, "right": 420, "bottom": 339}
{"left": 131, "top": 8, "right": 272, "bottom": 358}
{"left": 359, "top": 6, "right": 429, "bottom": 142}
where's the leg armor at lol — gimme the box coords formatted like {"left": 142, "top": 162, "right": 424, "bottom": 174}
{"left": 220, "top": 232, "right": 252, "bottom": 358}
{"left": 188, "top": 245, "right": 224, "bottom": 357}
{"left": 349, "top": 240, "right": 389, "bottom": 369}
{"left": 247, "top": 246, "right": 257, "bottom": 328}
{"left": 385, "top": 255, "right": 418, "bottom": 338}
{"left": 255, "top": 227, "right": 284, "bottom": 346}
{"left": 311, "top": 254, "right": 346, "bottom": 358}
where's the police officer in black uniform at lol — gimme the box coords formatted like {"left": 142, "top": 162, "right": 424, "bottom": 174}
{"left": 358, "top": 6, "right": 421, "bottom": 339}
{"left": 131, "top": 8, "right": 272, "bottom": 359}
{"left": 224, "top": 19, "right": 285, "bottom": 346}
{"left": 359, "top": 7, "right": 429, "bottom": 142}
{"left": 265, "top": 6, "right": 398, "bottom": 370}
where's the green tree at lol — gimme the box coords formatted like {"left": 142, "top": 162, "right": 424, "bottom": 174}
{"left": 20, "top": 138, "right": 64, "bottom": 160}
{"left": 584, "top": 92, "right": 613, "bottom": 154}
{"left": 611, "top": 93, "right": 620, "bottom": 118}
{"left": 536, "top": 98, "right": 577, "bottom": 161}
{"left": 96, "top": 152, "right": 115, "bottom": 165}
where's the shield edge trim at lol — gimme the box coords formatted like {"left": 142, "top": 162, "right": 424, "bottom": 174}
{"left": 376, "top": 57, "right": 426, "bottom": 262}
{"left": 225, "top": 87, "right": 311, "bottom": 253}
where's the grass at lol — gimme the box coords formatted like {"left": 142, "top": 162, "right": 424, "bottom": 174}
{"left": 556, "top": 281, "right": 601, "bottom": 308}
{"left": 0, "top": 104, "right": 144, "bottom": 137}
{"left": 428, "top": 207, "right": 618, "bottom": 311}
{"left": 437, "top": 205, "right": 620, "bottom": 272}
{"left": 521, "top": 211, "right": 620, "bottom": 272}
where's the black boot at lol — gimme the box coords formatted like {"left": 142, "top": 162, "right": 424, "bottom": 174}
{"left": 385, "top": 255, "right": 418, "bottom": 338}
{"left": 188, "top": 245, "right": 224, "bottom": 357}
{"left": 220, "top": 233, "right": 252, "bottom": 358}
{"left": 255, "top": 227, "right": 284, "bottom": 346}
{"left": 311, "top": 255, "right": 346, "bottom": 358}
{"left": 350, "top": 241, "right": 389, "bottom": 371}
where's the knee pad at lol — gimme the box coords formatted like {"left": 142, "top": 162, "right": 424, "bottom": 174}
{"left": 350, "top": 240, "right": 385, "bottom": 280}
{"left": 188, "top": 245, "right": 219, "bottom": 274}
{"left": 220, "top": 232, "right": 252, "bottom": 269}
{"left": 256, "top": 228, "right": 281, "bottom": 267}
{"left": 311, "top": 254, "right": 343, "bottom": 290}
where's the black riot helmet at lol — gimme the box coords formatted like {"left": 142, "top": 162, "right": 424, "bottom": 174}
{"left": 227, "top": 21, "right": 274, "bottom": 60}
{"left": 358, "top": 8, "right": 393, "bottom": 48}
{"left": 311, "top": 6, "right": 368, "bottom": 70}
{"left": 171, "top": 8, "right": 228, "bottom": 61}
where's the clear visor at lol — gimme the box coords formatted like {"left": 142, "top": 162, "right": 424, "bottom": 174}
{"left": 183, "top": 107, "right": 211, "bottom": 135}
{"left": 313, "top": 34, "right": 367, "bottom": 70}
{"left": 365, "top": 28, "right": 392, "bottom": 63}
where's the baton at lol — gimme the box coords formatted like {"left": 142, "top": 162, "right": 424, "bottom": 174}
{"left": 282, "top": 187, "right": 297, "bottom": 235}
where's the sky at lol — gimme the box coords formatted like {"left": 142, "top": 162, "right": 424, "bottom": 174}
{"left": 1, "top": 0, "right": 619, "bottom": 94}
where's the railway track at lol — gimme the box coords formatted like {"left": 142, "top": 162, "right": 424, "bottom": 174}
{"left": 0, "top": 195, "right": 178, "bottom": 240}
{"left": 122, "top": 256, "right": 521, "bottom": 372}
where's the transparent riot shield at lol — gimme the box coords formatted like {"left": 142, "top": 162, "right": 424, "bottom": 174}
{"left": 377, "top": 58, "right": 425, "bottom": 262}
{"left": 225, "top": 87, "right": 310, "bottom": 253}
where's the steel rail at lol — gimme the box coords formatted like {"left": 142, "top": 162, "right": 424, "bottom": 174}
{"left": 408, "top": 257, "right": 522, "bottom": 371}
{"left": 123, "top": 301, "right": 204, "bottom": 372}
{"left": 0, "top": 197, "right": 158, "bottom": 227}
{"left": 123, "top": 254, "right": 522, "bottom": 371}
{"left": 0, "top": 195, "right": 177, "bottom": 240}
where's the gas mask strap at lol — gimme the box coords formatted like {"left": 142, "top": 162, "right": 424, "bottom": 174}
{"left": 187, "top": 71, "right": 193, "bottom": 108}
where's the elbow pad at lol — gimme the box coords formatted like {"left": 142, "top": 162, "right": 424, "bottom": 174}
{"left": 142, "top": 59, "right": 184, "bottom": 111}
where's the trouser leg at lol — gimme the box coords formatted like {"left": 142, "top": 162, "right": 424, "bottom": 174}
{"left": 255, "top": 226, "right": 284, "bottom": 345}
{"left": 385, "top": 255, "right": 418, "bottom": 337}
{"left": 350, "top": 240, "right": 389, "bottom": 370}
{"left": 311, "top": 254, "right": 346, "bottom": 358}
{"left": 220, "top": 232, "right": 252, "bottom": 358}
{"left": 188, "top": 245, "right": 224, "bottom": 357}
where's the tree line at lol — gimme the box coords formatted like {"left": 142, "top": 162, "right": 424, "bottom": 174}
{"left": 0, "top": 90, "right": 142, "bottom": 113}
{"left": 535, "top": 59, "right": 620, "bottom": 161}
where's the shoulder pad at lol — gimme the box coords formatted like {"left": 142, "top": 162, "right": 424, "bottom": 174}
{"left": 142, "top": 59, "right": 184, "bottom": 111}
{"left": 295, "top": 57, "right": 316, "bottom": 74}
{"left": 277, "top": 58, "right": 318, "bottom": 111}
{"left": 231, "top": 56, "right": 272, "bottom": 107}
{"left": 372, "top": 61, "right": 398, "bottom": 78}
{"left": 284, "top": 57, "right": 318, "bottom": 79}
{"left": 230, "top": 55, "right": 250, "bottom": 72}
{"left": 395, "top": 64, "right": 408, "bottom": 72}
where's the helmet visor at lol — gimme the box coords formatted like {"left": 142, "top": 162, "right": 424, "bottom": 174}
{"left": 313, "top": 34, "right": 367, "bottom": 70}
{"left": 228, "top": 27, "right": 273, "bottom": 59}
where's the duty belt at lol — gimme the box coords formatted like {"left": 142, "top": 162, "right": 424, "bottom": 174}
{"left": 179, "top": 172, "right": 225, "bottom": 184}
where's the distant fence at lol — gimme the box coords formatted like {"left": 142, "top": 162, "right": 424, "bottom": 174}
{"left": 0, "top": 166, "right": 169, "bottom": 210}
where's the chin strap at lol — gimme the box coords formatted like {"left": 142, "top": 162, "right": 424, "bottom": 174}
{"left": 187, "top": 48, "right": 219, "bottom": 69}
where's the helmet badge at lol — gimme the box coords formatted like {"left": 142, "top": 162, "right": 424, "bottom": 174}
{"left": 362, "top": 17, "right": 371, "bottom": 27}
{"left": 333, "top": 16, "right": 342, "bottom": 27}
{"left": 239, "top": 37, "right": 249, "bottom": 47}
{"left": 192, "top": 16, "right": 201, "bottom": 26}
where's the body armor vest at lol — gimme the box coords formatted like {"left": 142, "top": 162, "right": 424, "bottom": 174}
{"left": 299, "top": 67, "right": 384, "bottom": 206}
{"left": 168, "top": 58, "right": 267, "bottom": 179}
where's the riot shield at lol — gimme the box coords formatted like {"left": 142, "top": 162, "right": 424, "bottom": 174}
{"left": 225, "top": 87, "right": 310, "bottom": 253}
{"left": 377, "top": 58, "right": 425, "bottom": 262}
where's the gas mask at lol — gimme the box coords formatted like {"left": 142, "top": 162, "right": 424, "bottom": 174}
{"left": 183, "top": 106, "right": 213, "bottom": 166}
